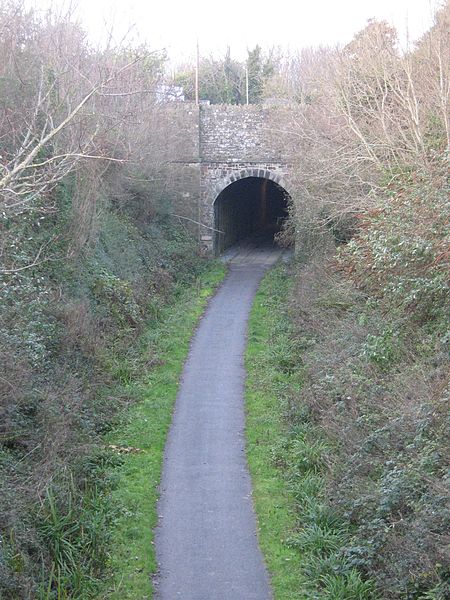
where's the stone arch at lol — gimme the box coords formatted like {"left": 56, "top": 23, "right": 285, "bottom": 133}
{"left": 212, "top": 171, "right": 291, "bottom": 255}
{"left": 211, "top": 168, "right": 287, "bottom": 204}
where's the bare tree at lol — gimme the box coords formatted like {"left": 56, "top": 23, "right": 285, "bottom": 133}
{"left": 0, "top": 3, "right": 169, "bottom": 272}
{"left": 271, "top": 6, "right": 449, "bottom": 245}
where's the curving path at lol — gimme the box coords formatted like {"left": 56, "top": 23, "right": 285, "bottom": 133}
{"left": 154, "top": 242, "right": 282, "bottom": 600}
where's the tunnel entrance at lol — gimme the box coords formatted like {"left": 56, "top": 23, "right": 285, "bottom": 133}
{"left": 213, "top": 177, "right": 290, "bottom": 255}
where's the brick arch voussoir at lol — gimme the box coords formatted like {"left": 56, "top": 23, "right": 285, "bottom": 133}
{"left": 211, "top": 168, "right": 287, "bottom": 204}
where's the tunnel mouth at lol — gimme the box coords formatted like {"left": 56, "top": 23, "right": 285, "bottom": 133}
{"left": 213, "top": 177, "right": 290, "bottom": 255}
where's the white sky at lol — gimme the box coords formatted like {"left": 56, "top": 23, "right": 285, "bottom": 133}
{"left": 31, "top": 0, "right": 441, "bottom": 63}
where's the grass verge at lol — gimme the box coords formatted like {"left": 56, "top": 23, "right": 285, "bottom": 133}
{"left": 99, "top": 262, "right": 226, "bottom": 599}
{"left": 245, "top": 264, "right": 376, "bottom": 600}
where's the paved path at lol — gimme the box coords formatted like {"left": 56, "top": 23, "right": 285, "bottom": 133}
{"left": 154, "top": 243, "right": 281, "bottom": 600}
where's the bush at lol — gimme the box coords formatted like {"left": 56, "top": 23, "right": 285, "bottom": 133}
{"left": 0, "top": 174, "right": 204, "bottom": 598}
{"left": 339, "top": 166, "right": 449, "bottom": 322}
{"left": 92, "top": 270, "right": 142, "bottom": 328}
{"left": 287, "top": 252, "right": 449, "bottom": 598}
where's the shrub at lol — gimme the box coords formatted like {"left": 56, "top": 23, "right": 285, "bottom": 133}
{"left": 339, "top": 167, "right": 449, "bottom": 322}
{"left": 92, "top": 270, "right": 142, "bottom": 329}
{"left": 288, "top": 251, "right": 450, "bottom": 597}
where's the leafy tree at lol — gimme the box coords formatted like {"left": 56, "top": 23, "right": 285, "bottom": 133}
{"left": 172, "top": 46, "right": 278, "bottom": 104}
{"left": 200, "top": 48, "right": 244, "bottom": 104}
{"left": 173, "top": 67, "right": 195, "bottom": 100}
{"left": 173, "top": 49, "right": 244, "bottom": 104}
{"left": 246, "top": 45, "right": 276, "bottom": 103}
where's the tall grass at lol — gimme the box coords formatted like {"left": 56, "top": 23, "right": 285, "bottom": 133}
{"left": 30, "top": 263, "right": 226, "bottom": 599}
{"left": 245, "top": 264, "right": 376, "bottom": 599}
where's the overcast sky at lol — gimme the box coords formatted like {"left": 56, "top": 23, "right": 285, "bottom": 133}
{"left": 31, "top": 0, "right": 441, "bottom": 63}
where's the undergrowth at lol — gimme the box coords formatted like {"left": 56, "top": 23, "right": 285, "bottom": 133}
{"left": 290, "top": 247, "right": 449, "bottom": 598}
{"left": 0, "top": 173, "right": 223, "bottom": 598}
{"left": 247, "top": 256, "right": 448, "bottom": 599}
{"left": 101, "top": 262, "right": 225, "bottom": 599}
{"left": 26, "top": 262, "right": 225, "bottom": 600}
{"left": 246, "top": 264, "right": 376, "bottom": 599}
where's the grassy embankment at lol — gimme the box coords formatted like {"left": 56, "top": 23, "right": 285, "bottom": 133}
{"left": 246, "top": 264, "right": 376, "bottom": 600}
{"left": 1, "top": 184, "right": 225, "bottom": 599}
{"left": 246, "top": 256, "right": 448, "bottom": 600}
{"left": 99, "top": 262, "right": 226, "bottom": 599}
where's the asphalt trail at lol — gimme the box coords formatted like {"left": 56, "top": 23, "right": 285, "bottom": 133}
{"left": 154, "top": 244, "right": 280, "bottom": 600}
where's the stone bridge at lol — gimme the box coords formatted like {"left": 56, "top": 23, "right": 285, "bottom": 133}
{"left": 157, "top": 103, "right": 294, "bottom": 254}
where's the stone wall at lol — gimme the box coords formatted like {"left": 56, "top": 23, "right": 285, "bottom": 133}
{"left": 154, "top": 102, "right": 297, "bottom": 250}
{"left": 151, "top": 104, "right": 200, "bottom": 231}
{"left": 199, "top": 105, "right": 287, "bottom": 163}
{"left": 153, "top": 103, "right": 199, "bottom": 162}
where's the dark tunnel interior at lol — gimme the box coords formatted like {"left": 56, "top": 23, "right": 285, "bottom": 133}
{"left": 213, "top": 177, "right": 289, "bottom": 255}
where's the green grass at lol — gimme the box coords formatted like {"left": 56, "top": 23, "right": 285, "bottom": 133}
{"left": 245, "top": 265, "right": 310, "bottom": 599}
{"left": 99, "top": 263, "right": 226, "bottom": 599}
{"left": 245, "top": 265, "right": 376, "bottom": 600}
